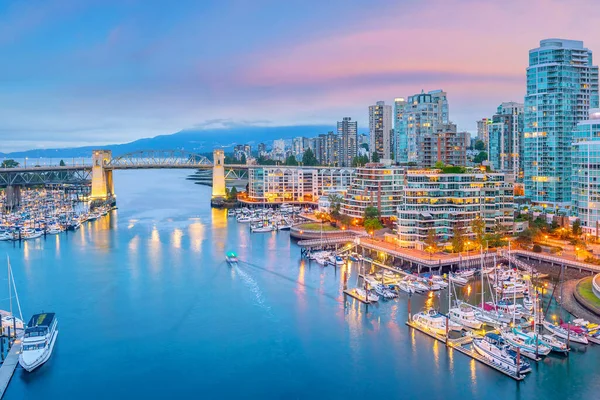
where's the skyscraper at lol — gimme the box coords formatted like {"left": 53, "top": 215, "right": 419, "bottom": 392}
{"left": 417, "top": 123, "right": 468, "bottom": 167}
{"left": 523, "top": 39, "right": 599, "bottom": 206}
{"left": 394, "top": 90, "right": 449, "bottom": 163}
{"left": 488, "top": 102, "right": 524, "bottom": 181}
{"left": 476, "top": 118, "right": 491, "bottom": 147}
{"left": 337, "top": 117, "right": 358, "bottom": 167}
{"left": 369, "top": 101, "right": 392, "bottom": 160}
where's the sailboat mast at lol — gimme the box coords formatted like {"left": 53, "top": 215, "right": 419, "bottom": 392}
{"left": 9, "top": 261, "right": 23, "bottom": 322}
{"left": 7, "top": 255, "right": 12, "bottom": 316}
{"left": 480, "top": 247, "right": 484, "bottom": 306}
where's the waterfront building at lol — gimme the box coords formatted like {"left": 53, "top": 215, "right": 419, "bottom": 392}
{"left": 338, "top": 117, "right": 358, "bottom": 167}
{"left": 396, "top": 169, "right": 515, "bottom": 248}
{"left": 524, "top": 38, "right": 599, "bottom": 207}
{"left": 572, "top": 109, "right": 600, "bottom": 235}
{"left": 476, "top": 118, "right": 491, "bottom": 147}
{"left": 488, "top": 102, "right": 524, "bottom": 181}
{"left": 247, "top": 167, "right": 354, "bottom": 204}
{"left": 417, "top": 123, "right": 468, "bottom": 167}
{"left": 369, "top": 101, "right": 392, "bottom": 160}
{"left": 394, "top": 90, "right": 449, "bottom": 163}
{"left": 341, "top": 164, "right": 405, "bottom": 220}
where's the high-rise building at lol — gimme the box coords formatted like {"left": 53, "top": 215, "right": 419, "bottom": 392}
{"left": 476, "top": 118, "right": 491, "bottom": 146}
{"left": 292, "top": 137, "right": 307, "bottom": 157}
{"left": 488, "top": 102, "right": 524, "bottom": 180}
{"left": 572, "top": 109, "right": 600, "bottom": 234}
{"left": 394, "top": 90, "right": 449, "bottom": 163}
{"left": 524, "top": 38, "right": 599, "bottom": 206}
{"left": 338, "top": 117, "right": 358, "bottom": 167}
{"left": 369, "top": 101, "right": 392, "bottom": 160}
{"left": 417, "top": 123, "right": 468, "bottom": 167}
{"left": 257, "top": 143, "right": 267, "bottom": 157}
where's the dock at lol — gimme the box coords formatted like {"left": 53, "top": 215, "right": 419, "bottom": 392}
{"left": 406, "top": 321, "right": 525, "bottom": 381}
{"left": 343, "top": 288, "right": 369, "bottom": 304}
{"left": 0, "top": 336, "right": 22, "bottom": 398}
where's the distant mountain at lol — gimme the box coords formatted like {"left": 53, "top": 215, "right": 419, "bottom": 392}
{"left": 1, "top": 125, "right": 353, "bottom": 158}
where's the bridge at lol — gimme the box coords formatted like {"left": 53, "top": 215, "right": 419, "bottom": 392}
{"left": 0, "top": 149, "right": 244, "bottom": 206}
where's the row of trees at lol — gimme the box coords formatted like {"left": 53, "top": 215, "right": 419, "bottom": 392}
{"left": 424, "top": 217, "right": 508, "bottom": 255}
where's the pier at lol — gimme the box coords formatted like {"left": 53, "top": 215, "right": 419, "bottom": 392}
{"left": 0, "top": 336, "right": 22, "bottom": 398}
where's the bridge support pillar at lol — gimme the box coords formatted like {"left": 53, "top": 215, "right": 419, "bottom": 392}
{"left": 90, "top": 150, "right": 113, "bottom": 200}
{"left": 212, "top": 149, "right": 226, "bottom": 198}
{"left": 4, "top": 186, "right": 21, "bottom": 209}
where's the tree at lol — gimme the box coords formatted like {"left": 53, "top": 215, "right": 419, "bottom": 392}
{"left": 371, "top": 152, "right": 380, "bottom": 163}
{"left": 364, "top": 206, "right": 379, "bottom": 220}
{"left": 473, "top": 151, "right": 488, "bottom": 164}
{"left": 451, "top": 225, "right": 465, "bottom": 253}
{"left": 302, "top": 148, "right": 318, "bottom": 166}
{"left": 256, "top": 155, "right": 276, "bottom": 165}
{"left": 471, "top": 217, "right": 486, "bottom": 248}
{"left": 364, "top": 218, "right": 383, "bottom": 233}
{"left": 228, "top": 186, "right": 238, "bottom": 201}
{"left": 474, "top": 140, "right": 486, "bottom": 151}
{"left": 572, "top": 219, "right": 582, "bottom": 237}
{"left": 284, "top": 155, "right": 298, "bottom": 166}
{"left": 240, "top": 153, "right": 247, "bottom": 165}
{"left": 1, "top": 159, "right": 19, "bottom": 168}
{"left": 434, "top": 161, "right": 445, "bottom": 169}
{"left": 328, "top": 193, "right": 343, "bottom": 220}
{"left": 424, "top": 229, "right": 439, "bottom": 255}
{"left": 352, "top": 155, "right": 369, "bottom": 167}
{"left": 59, "top": 159, "right": 66, "bottom": 166}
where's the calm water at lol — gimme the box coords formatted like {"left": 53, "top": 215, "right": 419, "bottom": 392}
{"left": 3, "top": 170, "right": 599, "bottom": 399}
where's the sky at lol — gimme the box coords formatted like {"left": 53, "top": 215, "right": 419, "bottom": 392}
{"left": 1, "top": 0, "right": 600, "bottom": 152}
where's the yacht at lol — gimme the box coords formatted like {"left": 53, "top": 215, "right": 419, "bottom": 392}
{"left": 19, "top": 312, "right": 59, "bottom": 372}
{"left": 236, "top": 216, "right": 252, "bottom": 223}
{"left": 501, "top": 328, "right": 551, "bottom": 356}
{"left": 412, "top": 308, "right": 461, "bottom": 335}
{"left": 449, "top": 303, "right": 483, "bottom": 330}
{"left": 355, "top": 288, "right": 379, "bottom": 302}
{"left": 429, "top": 274, "right": 448, "bottom": 289}
{"left": 542, "top": 321, "right": 589, "bottom": 345}
{"left": 227, "top": 209, "right": 236, "bottom": 217}
{"left": 397, "top": 280, "right": 415, "bottom": 294}
{"left": 251, "top": 224, "right": 274, "bottom": 233}
{"left": 225, "top": 252, "right": 239, "bottom": 266}
{"left": 472, "top": 333, "right": 532, "bottom": 375}
{"left": 374, "top": 283, "right": 397, "bottom": 299}
{"left": 327, "top": 255, "right": 345, "bottom": 266}
{"left": 539, "top": 334, "right": 570, "bottom": 355}
{"left": 448, "top": 273, "right": 468, "bottom": 286}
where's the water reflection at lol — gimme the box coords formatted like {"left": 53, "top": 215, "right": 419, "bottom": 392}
{"left": 188, "top": 221, "right": 205, "bottom": 253}
{"left": 148, "top": 225, "right": 162, "bottom": 274}
{"left": 172, "top": 228, "right": 183, "bottom": 249}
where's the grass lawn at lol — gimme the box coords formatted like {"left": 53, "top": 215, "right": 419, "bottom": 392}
{"left": 576, "top": 278, "right": 600, "bottom": 309}
{"left": 297, "top": 223, "right": 340, "bottom": 231}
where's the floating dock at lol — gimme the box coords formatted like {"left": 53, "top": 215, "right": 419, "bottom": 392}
{"left": 0, "top": 336, "right": 22, "bottom": 398}
{"left": 406, "top": 321, "right": 525, "bottom": 381}
{"left": 343, "top": 288, "right": 369, "bottom": 304}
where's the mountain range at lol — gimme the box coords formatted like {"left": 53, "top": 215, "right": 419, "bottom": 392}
{"left": 0, "top": 125, "right": 365, "bottom": 158}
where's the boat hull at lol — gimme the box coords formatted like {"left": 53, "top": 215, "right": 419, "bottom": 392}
{"left": 19, "top": 329, "right": 58, "bottom": 372}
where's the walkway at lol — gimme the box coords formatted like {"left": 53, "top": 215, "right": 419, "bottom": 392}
{"left": 0, "top": 336, "right": 21, "bottom": 398}
{"left": 560, "top": 280, "right": 600, "bottom": 324}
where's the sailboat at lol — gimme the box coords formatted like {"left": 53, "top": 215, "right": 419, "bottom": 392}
{"left": 1, "top": 256, "right": 24, "bottom": 337}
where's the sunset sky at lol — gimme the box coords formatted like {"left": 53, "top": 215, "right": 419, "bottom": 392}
{"left": 2, "top": 0, "right": 600, "bottom": 151}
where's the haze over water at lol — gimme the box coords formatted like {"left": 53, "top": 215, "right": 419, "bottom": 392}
{"left": 2, "top": 170, "right": 599, "bottom": 399}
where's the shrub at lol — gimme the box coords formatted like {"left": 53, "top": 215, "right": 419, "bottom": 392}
{"left": 532, "top": 244, "right": 542, "bottom": 253}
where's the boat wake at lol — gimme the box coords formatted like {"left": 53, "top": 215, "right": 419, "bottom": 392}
{"left": 234, "top": 265, "right": 276, "bottom": 319}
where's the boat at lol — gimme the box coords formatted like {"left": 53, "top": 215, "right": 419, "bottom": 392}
{"left": 19, "top": 312, "right": 59, "bottom": 372}
{"left": 456, "top": 269, "right": 476, "bottom": 279}
{"left": 502, "top": 327, "right": 551, "bottom": 356}
{"left": 227, "top": 209, "right": 236, "bottom": 217}
{"left": 251, "top": 225, "right": 274, "bottom": 233}
{"left": 448, "top": 273, "right": 468, "bottom": 286}
{"left": 397, "top": 280, "right": 415, "bottom": 294}
{"left": 373, "top": 283, "right": 397, "bottom": 299}
{"left": 449, "top": 303, "right": 483, "bottom": 330}
{"left": 327, "top": 255, "right": 345, "bottom": 266}
{"left": 236, "top": 216, "right": 252, "bottom": 223}
{"left": 355, "top": 288, "right": 379, "bottom": 302}
{"left": 412, "top": 308, "right": 462, "bottom": 335}
{"left": 472, "top": 333, "right": 532, "bottom": 375}
{"left": 225, "top": 252, "right": 239, "bottom": 266}
{"left": 539, "top": 334, "right": 570, "bottom": 355}
{"left": 542, "top": 320, "right": 589, "bottom": 344}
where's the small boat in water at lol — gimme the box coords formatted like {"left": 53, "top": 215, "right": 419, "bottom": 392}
{"left": 472, "top": 333, "right": 531, "bottom": 375}
{"left": 355, "top": 288, "right": 379, "bottom": 302}
{"left": 19, "top": 312, "right": 59, "bottom": 372}
{"left": 449, "top": 303, "right": 483, "bottom": 330}
{"left": 501, "top": 327, "right": 551, "bottom": 356}
{"left": 225, "top": 252, "right": 239, "bottom": 266}
{"left": 539, "top": 334, "right": 570, "bottom": 355}
{"left": 448, "top": 273, "right": 468, "bottom": 286}
{"left": 542, "top": 320, "right": 588, "bottom": 345}
{"left": 412, "top": 308, "right": 461, "bottom": 335}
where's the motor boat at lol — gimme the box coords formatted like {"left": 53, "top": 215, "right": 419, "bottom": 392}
{"left": 251, "top": 224, "right": 274, "bottom": 233}
{"left": 236, "top": 216, "right": 252, "bottom": 223}
{"left": 472, "top": 333, "right": 531, "bottom": 375}
{"left": 542, "top": 321, "right": 589, "bottom": 345}
{"left": 355, "top": 288, "right": 379, "bottom": 302}
{"left": 456, "top": 269, "right": 476, "bottom": 279}
{"left": 449, "top": 273, "right": 468, "bottom": 286}
{"left": 539, "top": 334, "right": 570, "bottom": 355}
{"left": 412, "top": 308, "right": 462, "bottom": 335}
{"left": 373, "top": 283, "right": 397, "bottom": 299}
{"left": 19, "top": 312, "right": 59, "bottom": 372}
{"left": 449, "top": 303, "right": 483, "bottom": 330}
{"left": 225, "top": 252, "right": 239, "bottom": 266}
{"left": 327, "top": 255, "right": 345, "bottom": 266}
{"left": 501, "top": 328, "right": 551, "bottom": 356}
{"left": 397, "top": 280, "right": 415, "bottom": 294}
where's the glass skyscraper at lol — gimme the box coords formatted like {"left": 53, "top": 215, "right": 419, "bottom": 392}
{"left": 488, "top": 102, "right": 524, "bottom": 181}
{"left": 523, "top": 39, "right": 599, "bottom": 207}
{"left": 394, "top": 90, "right": 448, "bottom": 164}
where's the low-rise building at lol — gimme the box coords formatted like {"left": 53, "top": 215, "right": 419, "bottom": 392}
{"left": 395, "top": 169, "right": 515, "bottom": 248}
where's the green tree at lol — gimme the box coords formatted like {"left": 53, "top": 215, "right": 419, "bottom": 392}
{"left": 364, "top": 206, "right": 379, "bottom": 220}
{"left": 352, "top": 155, "right": 370, "bottom": 167}
{"left": 1, "top": 159, "right": 19, "bottom": 168}
{"left": 284, "top": 155, "right": 298, "bottom": 166}
{"left": 256, "top": 155, "right": 276, "bottom": 165}
{"left": 424, "top": 229, "right": 439, "bottom": 255}
{"left": 328, "top": 193, "right": 343, "bottom": 220}
{"left": 364, "top": 218, "right": 383, "bottom": 233}
{"left": 59, "top": 159, "right": 66, "bottom": 166}
{"left": 434, "top": 161, "right": 445, "bottom": 169}
{"left": 371, "top": 152, "right": 380, "bottom": 163}
{"left": 572, "top": 219, "right": 582, "bottom": 237}
{"left": 302, "top": 148, "right": 318, "bottom": 166}
{"left": 228, "top": 186, "right": 238, "bottom": 201}
{"left": 471, "top": 217, "right": 486, "bottom": 248}
{"left": 473, "top": 151, "right": 488, "bottom": 164}
{"left": 474, "top": 140, "right": 486, "bottom": 151}
{"left": 451, "top": 225, "right": 465, "bottom": 253}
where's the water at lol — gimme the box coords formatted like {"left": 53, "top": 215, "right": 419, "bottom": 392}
{"left": 3, "top": 170, "right": 599, "bottom": 399}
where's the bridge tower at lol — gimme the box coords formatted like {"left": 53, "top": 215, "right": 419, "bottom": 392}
{"left": 212, "top": 149, "right": 227, "bottom": 198}
{"left": 90, "top": 150, "right": 114, "bottom": 200}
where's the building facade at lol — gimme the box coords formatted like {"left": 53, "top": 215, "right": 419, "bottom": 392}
{"left": 341, "top": 164, "right": 405, "bottom": 219}
{"left": 396, "top": 170, "right": 515, "bottom": 247}
{"left": 476, "top": 118, "right": 491, "bottom": 146}
{"left": 338, "top": 117, "right": 358, "bottom": 167}
{"left": 394, "top": 90, "right": 449, "bottom": 164}
{"left": 417, "top": 123, "right": 468, "bottom": 167}
{"left": 524, "top": 38, "right": 599, "bottom": 207}
{"left": 572, "top": 109, "right": 600, "bottom": 235}
{"left": 488, "top": 102, "right": 524, "bottom": 181}
{"left": 369, "top": 101, "right": 392, "bottom": 160}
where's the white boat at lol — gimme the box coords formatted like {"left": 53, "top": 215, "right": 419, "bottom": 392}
{"left": 472, "top": 333, "right": 531, "bottom": 375}
{"left": 374, "top": 283, "right": 397, "bottom": 299}
{"left": 448, "top": 273, "right": 468, "bottom": 286}
{"left": 456, "top": 269, "right": 476, "bottom": 278}
{"left": 542, "top": 321, "right": 589, "bottom": 345}
{"left": 412, "top": 308, "right": 461, "bottom": 335}
{"left": 495, "top": 280, "right": 527, "bottom": 295}
{"left": 19, "top": 312, "right": 58, "bottom": 372}
{"left": 397, "top": 280, "right": 415, "bottom": 294}
{"left": 355, "top": 288, "right": 379, "bottom": 302}
{"left": 225, "top": 252, "right": 239, "bottom": 266}
{"left": 327, "top": 255, "right": 345, "bottom": 266}
{"left": 449, "top": 303, "right": 483, "bottom": 330}
{"left": 539, "top": 334, "right": 570, "bottom": 354}
{"left": 315, "top": 255, "right": 329, "bottom": 266}
{"left": 236, "top": 216, "right": 252, "bottom": 223}
{"left": 429, "top": 275, "right": 448, "bottom": 289}
{"left": 251, "top": 225, "right": 274, "bottom": 233}
{"left": 502, "top": 328, "right": 551, "bottom": 356}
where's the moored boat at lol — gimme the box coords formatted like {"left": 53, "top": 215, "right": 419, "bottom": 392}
{"left": 472, "top": 333, "right": 531, "bottom": 375}
{"left": 19, "top": 312, "right": 59, "bottom": 372}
